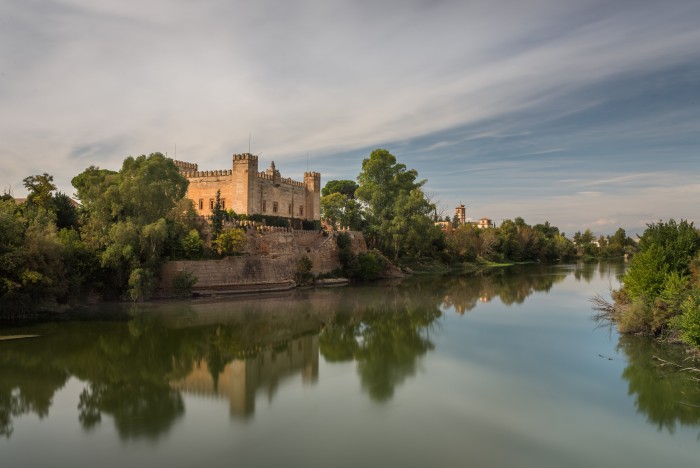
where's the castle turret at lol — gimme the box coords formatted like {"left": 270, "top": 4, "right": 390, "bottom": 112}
{"left": 232, "top": 153, "right": 258, "bottom": 215}
{"left": 304, "top": 172, "right": 321, "bottom": 221}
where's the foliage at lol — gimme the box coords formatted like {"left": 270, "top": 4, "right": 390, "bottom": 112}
{"left": 336, "top": 233, "right": 388, "bottom": 280}
{"left": 71, "top": 153, "right": 190, "bottom": 299}
{"left": 321, "top": 179, "right": 358, "bottom": 198}
{"left": 673, "top": 292, "right": 700, "bottom": 346}
{"left": 638, "top": 219, "right": 700, "bottom": 274}
{"left": 23, "top": 173, "right": 56, "bottom": 210}
{"left": 622, "top": 245, "right": 669, "bottom": 301}
{"left": 172, "top": 270, "right": 198, "bottom": 297}
{"left": 212, "top": 228, "right": 246, "bottom": 256}
{"left": 355, "top": 149, "right": 442, "bottom": 260}
{"left": 210, "top": 189, "right": 225, "bottom": 239}
{"left": 611, "top": 220, "right": 700, "bottom": 345}
{"left": 320, "top": 192, "right": 365, "bottom": 230}
{"left": 181, "top": 229, "right": 204, "bottom": 259}
{"left": 444, "top": 218, "right": 574, "bottom": 264}
{"left": 295, "top": 255, "right": 314, "bottom": 285}
{"left": 127, "top": 268, "right": 156, "bottom": 301}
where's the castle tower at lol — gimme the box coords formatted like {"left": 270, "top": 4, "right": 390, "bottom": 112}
{"left": 455, "top": 204, "right": 466, "bottom": 225}
{"left": 232, "top": 153, "right": 258, "bottom": 215}
{"left": 304, "top": 172, "right": 321, "bottom": 221}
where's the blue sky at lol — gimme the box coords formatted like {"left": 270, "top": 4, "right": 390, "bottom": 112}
{"left": 1, "top": 0, "right": 699, "bottom": 235}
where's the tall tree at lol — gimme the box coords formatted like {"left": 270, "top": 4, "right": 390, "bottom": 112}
{"left": 23, "top": 173, "right": 56, "bottom": 210}
{"left": 322, "top": 180, "right": 359, "bottom": 198}
{"left": 355, "top": 149, "right": 441, "bottom": 260}
{"left": 72, "top": 153, "right": 190, "bottom": 299}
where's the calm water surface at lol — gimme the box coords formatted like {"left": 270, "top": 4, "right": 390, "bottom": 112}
{"left": 2, "top": 262, "right": 699, "bottom": 467}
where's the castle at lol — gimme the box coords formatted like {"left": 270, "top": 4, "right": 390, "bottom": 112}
{"left": 173, "top": 154, "right": 320, "bottom": 221}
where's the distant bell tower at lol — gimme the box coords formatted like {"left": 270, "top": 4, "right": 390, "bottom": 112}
{"left": 455, "top": 204, "right": 466, "bottom": 224}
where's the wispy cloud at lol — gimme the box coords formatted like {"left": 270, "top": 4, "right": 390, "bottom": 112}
{"left": 0, "top": 0, "right": 698, "bottom": 232}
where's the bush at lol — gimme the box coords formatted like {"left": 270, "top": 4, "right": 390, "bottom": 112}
{"left": 622, "top": 245, "right": 668, "bottom": 301}
{"left": 356, "top": 251, "right": 388, "bottom": 280}
{"left": 181, "top": 229, "right": 203, "bottom": 259}
{"left": 127, "top": 268, "right": 156, "bottom": 301}
{"left": 618, "top": 300, "right": 653, "bottom": 334}
{"left": 673, "top": 292, "right": 700, "bottom": 347}
{"left": 172, "top": 270, "right": 197, "bottom": 297}
{"left": 213, "top": 228, "right": 246, "bottom": 256}
{"left": 295, "top": 255, "right": 314, "bottom": 285}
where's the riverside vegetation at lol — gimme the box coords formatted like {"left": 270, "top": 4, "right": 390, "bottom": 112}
{"left": 595, "top": 219, "right": 700, "bottom": 350}
{"left": 3, "top": 149, "right": 637, "bottom": 317}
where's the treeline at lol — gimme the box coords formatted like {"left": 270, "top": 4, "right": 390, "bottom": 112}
{"left": 599, "top": 219, "right": 700, "bottom": 348}
{"left": 0, "top": 153, "right": 244, "bottom": 315}
{"left": 321, "top": 149, "right": 636, "bottom": 267}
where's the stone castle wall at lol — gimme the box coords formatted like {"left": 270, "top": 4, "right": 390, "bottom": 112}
{"left": 159, "top": 230, "right": 367, "bottom": 294}
{"left": 175, "top": 154, "right": 320, "bottom": 221}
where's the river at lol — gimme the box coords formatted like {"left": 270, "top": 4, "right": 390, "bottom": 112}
{"left": 1, "top": 262, "right": 698, "bottom": 467}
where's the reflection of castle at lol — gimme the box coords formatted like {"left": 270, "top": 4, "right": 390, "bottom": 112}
{"left": 170, "top": 335, "right": 318, "bottom": 419}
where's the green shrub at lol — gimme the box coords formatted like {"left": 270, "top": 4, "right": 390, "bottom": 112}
{"left": 622, "top": 244, "right": 668, "bottom": 301}
{"left": 355, "top": 251, "right": 387, "bottom": 280}
{"left": 213, "top": 228, "right": 246, "bottom": 256}
{"left": 618, "top": 300, "right": 653, "bottom": 334}
{"left": 173, "top": 270, "right": 197, "bottom": 297}
{"left": 181, "top": 229, "right": 203, "bottom": 259}
{"left": 295, "top": 255, "right": 314, "bottom": 285}
{"left": 127, "top": 268, "right": 156, "bottom": 301}
{"left": 673, "top": 292, "right": 700, "bottom": 347}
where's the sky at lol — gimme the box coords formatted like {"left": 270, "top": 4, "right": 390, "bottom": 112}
{"left": 1, "top": 0, "right": 699, "bottom": 236}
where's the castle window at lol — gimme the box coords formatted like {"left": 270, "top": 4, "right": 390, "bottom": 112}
{"left": 209, "top": 199, "right": 214, "bottom": 210}
{"left": 299, "top": 206, "right": 303, "bottom": 216}
{"left": 273, "top": 201, "right": 278, "bottom": 213}
{"left": 199, "top": 199, "right": 203, "bottom": 210}
{"left": 288, "top": 204, "right": 292, "bottom": 215}
{"left": 263, "top": 200, "right": 267, "bottom": 212}
{"left": 221, "top": 199, "right": 225, "bottom": 210}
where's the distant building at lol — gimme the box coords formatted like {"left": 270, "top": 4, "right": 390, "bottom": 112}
{"left": 434, "top": 220, "right": 452, "bottom": 231}
{"left": 477, "top": 218, "right": 495, "bottom": 229}
{"left": 455, "top": 204, "right": 466, "bottom": 225}
{"left": 173, "top": 154, "right": 320, "bottom": 221}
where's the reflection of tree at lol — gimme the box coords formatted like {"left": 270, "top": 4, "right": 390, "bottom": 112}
{"left": 573, "top": 261, "right": 598, "bottom": 282}
{"left": 78, "top": 382, "right": 184, "bottom": 440}
{"left": 439, "top": 265, "right": 567, "bottom": 314}
{"left": 618, "top": 335, "right": 700, "bottom": 434}
{"left": 319, "top": 290, "right": 441, "bottom": 402}
{"left": 0, "top": 362, "right": 68, "bottom": 438}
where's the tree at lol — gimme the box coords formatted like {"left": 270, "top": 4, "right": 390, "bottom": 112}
{"left": 212, "top": 228, "right": 246, "bottom": 256}
{"left": 211, "top": 190, "right": 225, "bottom": 239}
{"left": 72, "top": 153, "right": 191, "bottom": 299}
{"left": 355, "top": 149, "right": 440, "bottom": 260}
{"left": 322, "top": 180, "right": 358, "bottom": 198}
{"left": 23, "top": 173, "right": 56, "bottom": 210}
{"left": 320, "top": 192, "right": 364, "bottom": 230}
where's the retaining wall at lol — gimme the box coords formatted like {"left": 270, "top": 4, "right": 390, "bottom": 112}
{"left": 159, "top": 230, "right": 367, "bottom": 294}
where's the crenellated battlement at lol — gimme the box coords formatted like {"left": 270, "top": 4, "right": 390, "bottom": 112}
{"left": 233, "top": 153, "right": 258, "bottom": 162}
{"left": 184, "top": 169, "right": 233, "bottom": 178}
{"left": 304, "top": 172, "right": 321, "bottom": 178}
{"left": 257, "top": 171, "right": 306, "bottom": 187}
{"left": 173, "top": 160, "right": 199, "bottom": 172}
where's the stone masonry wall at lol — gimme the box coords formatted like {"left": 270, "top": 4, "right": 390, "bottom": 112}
{"left": 160, "top": 230, "right": 367, "bottom": 293}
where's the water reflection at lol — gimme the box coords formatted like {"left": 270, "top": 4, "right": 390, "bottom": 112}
{"left": 171, "top": 335, "right": 318, "bottom": 419}
{"left": 439, "top": 265, "right": 568, "bottom": 313}
{"left": 1, "top": 262, "right": 697, "bottom": 445}
{"left": 618, "top": 335, "right": 700, "bottom": 435}
{"left": 320, "top": 302, "right": 440, "bottom": 402}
